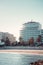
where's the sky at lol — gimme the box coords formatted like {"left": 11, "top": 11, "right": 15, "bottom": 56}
{"left": 0, "top": 0, "right": 43, "bottom": 40}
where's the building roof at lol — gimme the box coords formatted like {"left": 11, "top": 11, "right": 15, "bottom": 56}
{"left": 23, "top": 21, "right": 38, "bottom": 25}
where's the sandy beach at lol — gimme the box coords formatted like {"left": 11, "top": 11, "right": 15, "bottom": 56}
{"left": 0, "top": 50, "right": 43, "bottom": 55}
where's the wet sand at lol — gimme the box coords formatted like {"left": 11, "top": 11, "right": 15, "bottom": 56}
{"left": 0, "top": 50, "right": 43, "bottom": 55}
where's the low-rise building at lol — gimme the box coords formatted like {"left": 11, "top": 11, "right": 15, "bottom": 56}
{"left": 0, "top": 32, "right": 16, "bottom": 44}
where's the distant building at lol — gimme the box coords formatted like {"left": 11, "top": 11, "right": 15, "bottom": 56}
{"left": 0, "top": 32, "right": 4, "bottom": 40}
{"left": 41, "top": 29, "right": 43, "bottom": 42}
{"left": 0, "top": 32, "right": 16, "bottom": 44}
{"left": 20, "top": 21, "right": 41, "bottom": 42}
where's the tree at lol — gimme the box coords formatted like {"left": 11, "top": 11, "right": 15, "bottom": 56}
{"left": 36, "top": 35, "right": 41, "bottom": 42}
{"left": 36, "top": 35, "right": 42, "bottom": 46}
{"left": 5, "top": 37, "right": 10, "bottom": 46}
{"left": 18, "top": 37, "right": 24, "bottom": 46}
{"left": 29, "top": 37, "right": 34, "bottom": 46}
{"left": 1, "top": 39, "right": 5, "bottom": 42}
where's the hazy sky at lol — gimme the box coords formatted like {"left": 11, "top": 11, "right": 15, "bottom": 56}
{"left": 0, "top": 0, "right": 43, "bottom": 40}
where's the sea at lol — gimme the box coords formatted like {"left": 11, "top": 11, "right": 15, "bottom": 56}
{"left": 0, "top": 52, "right": 43, "bottom": 65}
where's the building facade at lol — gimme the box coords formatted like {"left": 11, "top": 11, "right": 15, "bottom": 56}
{"left": 0, "top": 32, "right": 16, "bottom": 43}
{"left": 20, "top": 21, "right": 41, "bottom": 42}
{"left": 41, "top": 29, "right": 43, "bottom": 42}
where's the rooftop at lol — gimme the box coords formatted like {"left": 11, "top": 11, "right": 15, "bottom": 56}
{"left": 23, "top": 21, "right": 39, "bottom": 25}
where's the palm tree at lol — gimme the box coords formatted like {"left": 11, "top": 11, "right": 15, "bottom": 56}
{"left": 29, "top": 37, "right": 34, "bottom": 46}
{"left": 36, "top": 35, "right": 42, "bottom": 46}
{"left": 18, "top": 37, "right": 24, "bottom": 46}
{"left": 36, "top": 35, "right": 41, "bottom": 42}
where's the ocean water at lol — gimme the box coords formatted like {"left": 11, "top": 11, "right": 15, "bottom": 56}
{"left": 0, "top": 53, "right": 43, "bottom": 65}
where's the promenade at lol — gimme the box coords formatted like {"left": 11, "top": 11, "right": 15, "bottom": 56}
{"left": 0, "top": 46, "right": 43, "bottom": 55}
{"left": 0, "top": 46, "right": 43, "bottom": 50}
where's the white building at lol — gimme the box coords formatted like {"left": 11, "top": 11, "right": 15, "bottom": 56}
{"left": 41, "top": 29, "right": 43, "bottom": 42}
{"left": 20, "top": 21, "right": 41, "bottom": 42}
{"left": 0, "top": 32, "right": 4, "bottom": 40}
{"left": 0, "top": 32, "right": 16, "bottom": 43}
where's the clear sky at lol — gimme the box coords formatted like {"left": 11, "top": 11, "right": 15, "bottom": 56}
{"left": 0, "top": 0, "right": 43, "bottom": 40}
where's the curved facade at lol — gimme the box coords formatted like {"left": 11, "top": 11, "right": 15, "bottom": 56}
{"left": 20, "top": 22, "right": 41, "bottom": 42}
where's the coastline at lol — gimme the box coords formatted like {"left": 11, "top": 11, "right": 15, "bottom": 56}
{"left": 0, "top": 49, "right": 43, "bottom": 55}
{"left": 0, "top": 46, "right": 43, "bottom": 55}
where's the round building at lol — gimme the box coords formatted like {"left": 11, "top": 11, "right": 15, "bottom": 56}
{"left": 20, "top": 21, "right": 41, "bottom": 42}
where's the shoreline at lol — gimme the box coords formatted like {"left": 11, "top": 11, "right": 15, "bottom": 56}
{"left": 0, "top": 50, "right": 43, "bottom": 55}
